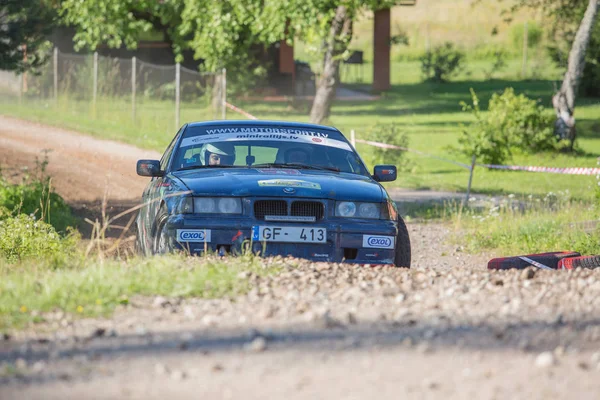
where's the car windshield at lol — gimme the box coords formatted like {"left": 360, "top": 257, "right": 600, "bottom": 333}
{"left": 171, "top": 125, "right": 370, "bottom": 176}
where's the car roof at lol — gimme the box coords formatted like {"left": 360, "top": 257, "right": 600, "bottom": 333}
{"left": 186, "top": 120, "right": 341, "bottom": 133}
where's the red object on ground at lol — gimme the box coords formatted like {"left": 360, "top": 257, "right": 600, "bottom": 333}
{"left": 487, "top": 251, "right": 581, "bottom": 270}
{"left": 557, "top": 255, "right": 600, "bottom": 270}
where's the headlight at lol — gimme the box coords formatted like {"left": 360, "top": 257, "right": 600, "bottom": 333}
{"left": 359, "top": 203, "right": 380, "bottom": 219}
{"left": 336, "top": 201, "right": 383, "bottom": 219}
{"left": 193, "top": 197, "right": 242, "bottom": 214}
{"left": 336, "top": 201, "right": 357, "bottom": 217}
{"left": 218, "top": 198, "right": 242, "bottom": 214}
{"left": 176, "top": 197, "right": 194, "bottom": 214}
{"left": 195, "top": 198, "right": 216, "bottom": 213}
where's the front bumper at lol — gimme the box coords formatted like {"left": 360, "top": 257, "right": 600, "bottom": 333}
{"left": 164, "top": 214, "right": 398, "bottom": 265}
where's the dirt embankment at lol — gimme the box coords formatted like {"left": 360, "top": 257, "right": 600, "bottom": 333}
{"left": 0, "top": 115, "right": 160, "bottom": 202}
{"left": 0, "top": 115, "right": 161, "bottom": 234}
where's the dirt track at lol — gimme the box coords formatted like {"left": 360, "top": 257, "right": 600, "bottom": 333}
{"left": 1, "top": 116, "right": 600, "bottom": 399}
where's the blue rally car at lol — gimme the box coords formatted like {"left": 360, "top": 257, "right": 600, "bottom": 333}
{"left": 135, "top": 120, "right": 411, "bottom": 267}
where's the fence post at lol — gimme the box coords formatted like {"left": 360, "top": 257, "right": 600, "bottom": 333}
{"left": 92, "top": 52, "right": 98, "bottom": 112}
{"left": 464, "top": 155, "right": 477, "bottom": 206}
{"left": 131, "top": 56, "right": 136, "bottom": 122}
{"left": 521, "top": 21, "right": 528, "bottom": 78}
{"left": 221, "top": 68, "right": 227, "bottom": 120}
{"left": 350, "top": 129, "right": 356, "bottom": 148}
{"left": 53, "top": 47, "right": 58, "bottom": 101}
{"left": 18, "top": 73, "right": 23, "bottom": 105}
{"left": 175, "top": 62, "right": 181, "bottom": 129}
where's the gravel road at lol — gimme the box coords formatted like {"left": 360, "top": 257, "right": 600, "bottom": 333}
{"left": 1, "top": 116, "right": 600, "bottom": 399}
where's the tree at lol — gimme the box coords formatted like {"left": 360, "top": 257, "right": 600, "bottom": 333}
{"left": 59, "top": 0, "right": 185, "bottom": 56}
{"left": 0, "top": 0, "right": 56, "bottom": 72}
{"left": 59, "top": 0, "right": 405, "bottom": 123}
{"left": 301, "top": 4, "right": 355, "bottom": 124}
{"left": 276, "top": 1, "right": 403, "bottom": 124}
{"left": 499, "top": 0, "right": 599, "bottom": 148}
{"left": 551, "top": 0, "right": 599, "bottom": 145}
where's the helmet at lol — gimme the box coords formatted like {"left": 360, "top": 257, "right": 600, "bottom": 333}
{"left": 284, "top": 147, "right": 310, "bottom": 164}
{"left": 276, "top": 144, "right": 312, "bottom": 164}
{"left": 200, "top": 142, "right": 236, "bottom": 166}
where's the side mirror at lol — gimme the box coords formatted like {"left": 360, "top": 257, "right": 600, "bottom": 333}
{"left": 373, "top": 165, "right": 397, "bottom": 182}
{"left": 137, "top": 160, "right": 163, "bottom": 177}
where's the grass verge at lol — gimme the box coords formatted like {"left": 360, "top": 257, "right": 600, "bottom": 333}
{"left": 0, "top": 252, "right": 284, "bottom": 331}
{"left": 449, "top": 195, "right": 600, "bottom": 256}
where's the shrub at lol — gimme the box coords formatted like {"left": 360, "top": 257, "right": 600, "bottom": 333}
{"left": 456, "top": 88, "right": 569, "bottom": 165}
{"left": 596, "top": 159, "right": 600, "bottom": 205}
{"left": 420, "top": 42, "right": 465, "bottom": 83}
{"left": 510, "top": 22, "right": 543, "bottom": 50}
{"left": 483, "top": 47, "right": 509, "bottom": 79}
{"left": 0, "top": 211, "right": 79, "bottom": 263}
{"left": 0, "top": 156, "right": 77, "bottom": 233}
{"left": 367, "top": 123, "right": 409, "bottom": 169}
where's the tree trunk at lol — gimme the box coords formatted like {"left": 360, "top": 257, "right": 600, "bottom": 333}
{"left": 552, "top": 0, "right": 599, "bottom": 147}
{"left": 309, "top": 6, "right": 353, "bottom": 124}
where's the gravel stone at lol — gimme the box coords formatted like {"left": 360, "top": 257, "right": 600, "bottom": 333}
{"left": 245, "top": 337, "right": 268, "bottom": 353}
{"left": 152, "top": 296, "right": 170, "bottom": 308}
{"left": 170, "top": 370, "right": 187, "bottom": 380}
{"left": 535, "top": 352, "right": 556, "bottom": 368}
{"left": 520, "top": 268, "right": 536, "bottom": 280}
{"left": 154, "top": 363, "right": 169, "bottom": 375}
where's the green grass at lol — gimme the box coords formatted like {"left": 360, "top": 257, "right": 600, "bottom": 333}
{"left": 449, "top": 197, "right": 600, "bottom": 256}
{"left": 2, "top": 58, "right": 599, "bottom": 201}
{"left": 0, "top": 252, "right": 284, "bottom": 330}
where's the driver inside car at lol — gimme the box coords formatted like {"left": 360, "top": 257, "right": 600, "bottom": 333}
{"left": 284, "top": 148, "right": 311, "bottom": 164}
{"left": 199, "top": 142, "right": 236, "bottom": 166}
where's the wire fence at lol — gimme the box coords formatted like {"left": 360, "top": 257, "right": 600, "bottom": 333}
{"left": 1, "top": 48, "right": 226, "bottom": 133}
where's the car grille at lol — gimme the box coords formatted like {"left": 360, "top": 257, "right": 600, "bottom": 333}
{"left": 254, "top": 200, "right": 324, "bottom": 221}
{"left": 291, "top": 201, "right": 324, "bottom": 220}
{"left": 254, "top": 200, "right": 287, "bottom": 220}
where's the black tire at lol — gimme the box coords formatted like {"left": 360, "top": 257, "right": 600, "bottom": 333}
{"left": 152, "top": 207, "right": 171, "bottom": 255}
{"left": 133, "top": 219, "right": 149, "bottom": 257}
{"left": 394, "top": 216, "right": 411, "bottom": 268}
{"left": 133, "top": 222, "right": 143, "bottom": 255}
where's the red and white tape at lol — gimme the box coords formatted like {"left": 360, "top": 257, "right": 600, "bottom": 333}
{"left": 217, "top": 109, "right": 597, "bottom": 176}
{"left": 225, "top": 102, "right": 258, "bottom": 120}
{"left": 478, "top": 164, "right": 600, "bottom": 176}
{"left": 355, "top": 138, "right": 599, "bottom": 176}
{"left": 354, "top": 139, "right": 471, "bottom": 169}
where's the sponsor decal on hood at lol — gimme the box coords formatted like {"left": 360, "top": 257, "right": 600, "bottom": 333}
{"left": 257, "top": 179, "right": 321, "bottom": 190}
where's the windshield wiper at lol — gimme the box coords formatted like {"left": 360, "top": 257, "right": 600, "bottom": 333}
{"left": 176, "top": 165, "right": 239, "bottom": 172}
{"left": 252, "top": 163, "right": 340, "bottom": 172}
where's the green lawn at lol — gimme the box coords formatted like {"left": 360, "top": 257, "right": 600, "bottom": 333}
{"left": 2, "top": 59, "right": 599, "bottom": 201}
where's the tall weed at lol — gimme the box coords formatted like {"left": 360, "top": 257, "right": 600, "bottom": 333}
{"left": 453, "top": 192, "right": 599, "bottom": 256}
{"left": 0, "top": 154, "right": 76, "bottom": 233}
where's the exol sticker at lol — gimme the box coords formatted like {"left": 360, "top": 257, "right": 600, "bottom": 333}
{"left": 176, "top": 229, "right": 211, "bottom": 242}
{"left": 258, "top": 179, "right": 321, "bottom": 190}
{"left": 362, "top": 235, "right": 395, "bottom": 249}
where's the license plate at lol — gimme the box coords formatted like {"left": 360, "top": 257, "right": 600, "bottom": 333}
{"left": 252, "top": 226, "right": 326, "bottom": 243}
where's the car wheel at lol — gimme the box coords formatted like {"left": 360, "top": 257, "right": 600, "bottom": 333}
{"left": 152, "top": 207, "right": 171, "bottom": 255}
{"left": 394, "top": 216, "right": 411, "bottom": 268}
{"left": 133, "top": 222, "right": 143, "bottom": 256}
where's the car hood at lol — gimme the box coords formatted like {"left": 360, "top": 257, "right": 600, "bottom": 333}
{"left": 171, "top": 168, "right": 385, "bottom": 202}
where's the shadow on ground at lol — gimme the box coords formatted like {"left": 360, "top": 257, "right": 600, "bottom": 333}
{"left": 0, "top": 315, "right": 597, "bottom": 385}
